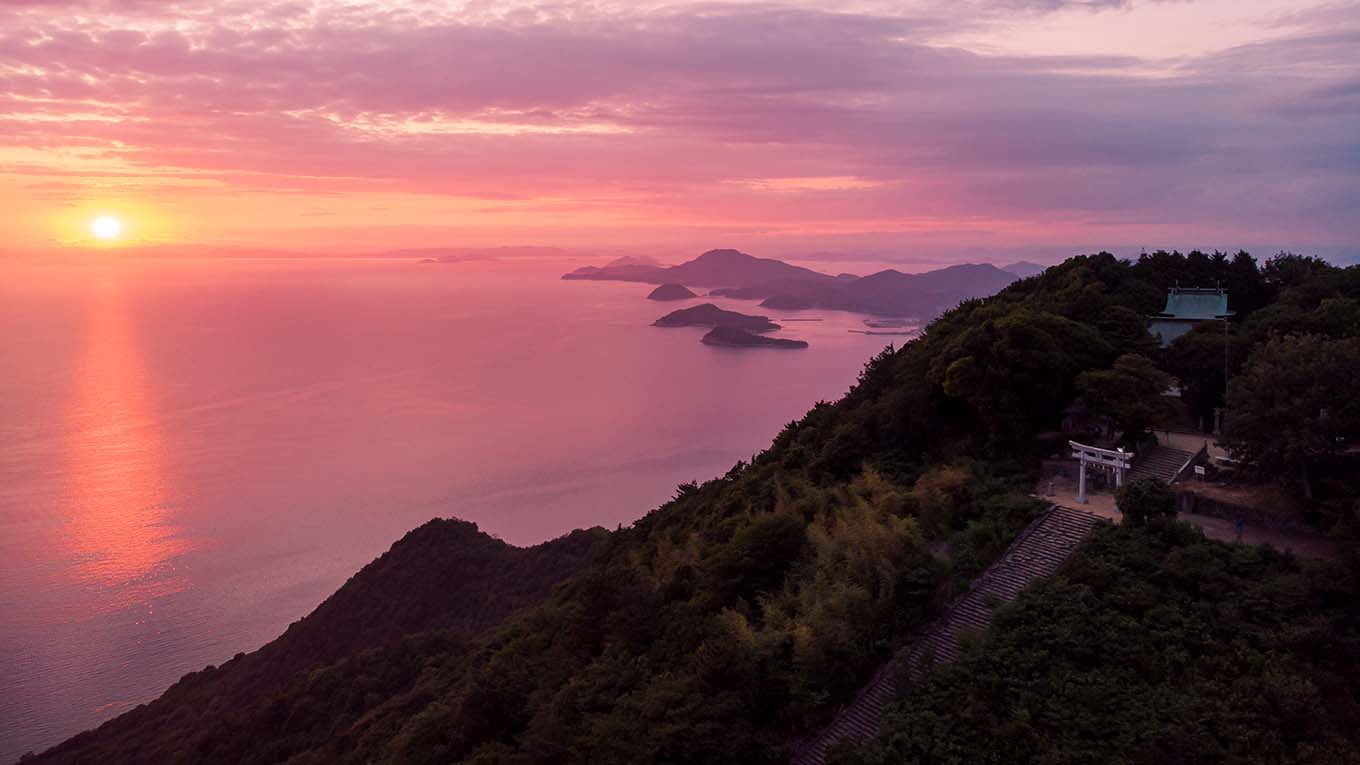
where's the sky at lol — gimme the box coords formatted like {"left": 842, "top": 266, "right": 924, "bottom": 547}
{"left": 2, "top": 0, "right": 1357, "bottom": 263}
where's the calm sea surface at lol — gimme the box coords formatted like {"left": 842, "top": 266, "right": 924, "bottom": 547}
{"left": 0, "top": 256, "right": 900, "bottom": 760}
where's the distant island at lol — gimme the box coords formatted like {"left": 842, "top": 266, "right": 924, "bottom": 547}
{"left": 701, "top": 326, "right": 808, "bottom": 349}
{"left": 646, "top": 283, "right": 697, "bottom": 301}
{"left": 652, "top": 303, "right": 780, "bottom": 332}
{"left": 565, "top": 248, "right": 1033, "bottom": 319}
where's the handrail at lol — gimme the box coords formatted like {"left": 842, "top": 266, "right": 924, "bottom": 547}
{"left": 1171, "top": 444, "right": 1208, "bottom": 484}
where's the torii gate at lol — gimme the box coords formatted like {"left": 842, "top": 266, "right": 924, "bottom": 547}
{"left": 1069, "top": 441, "right": 1133, "bottom": 504}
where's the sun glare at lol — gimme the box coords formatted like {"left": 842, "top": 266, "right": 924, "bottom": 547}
{"left": 91, "top": 215, "right": 123, "bottom": 241}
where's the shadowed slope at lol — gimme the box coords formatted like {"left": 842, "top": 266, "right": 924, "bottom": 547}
{"left": 29, "top": 520, "right": 606, "bottom": 764}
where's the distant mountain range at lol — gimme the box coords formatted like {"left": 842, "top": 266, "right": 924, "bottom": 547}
{"left": 564, "top": 248, "right": 827, "bottom": 288}
{"left": 563, "top": 249, "right": 1042, "bottom": 318}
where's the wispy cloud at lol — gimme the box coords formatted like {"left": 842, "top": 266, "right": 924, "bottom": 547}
{"left": 1, "top": 0, "right": 1356, "bottom": 255}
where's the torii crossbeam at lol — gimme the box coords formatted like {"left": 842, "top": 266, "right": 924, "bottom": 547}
{"left": 1069, "top": 441, "right": 1133, "bottom": 503}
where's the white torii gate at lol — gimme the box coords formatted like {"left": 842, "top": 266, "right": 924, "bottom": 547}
{"left": 1069, "top": 441, "right": 1133, "bottom": 504}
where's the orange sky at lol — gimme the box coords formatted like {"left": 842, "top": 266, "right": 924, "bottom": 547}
{"left": 2, "top": 0, "right": 1357, "bottom": 262}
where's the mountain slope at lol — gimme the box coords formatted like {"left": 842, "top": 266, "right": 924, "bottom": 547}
{"left": 28, "top": 521, "right": 606, "bottom": 764}
{"left": 800, "top": 263, "right": 1019, "bottom": 317}
{"left": 840, "top": 524, "right": 1360, "bottom": 763}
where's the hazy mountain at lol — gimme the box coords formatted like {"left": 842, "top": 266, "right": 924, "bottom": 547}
{"left": 831, "top": 264, "right": 1019, "bottom": 316}
{"left": 560, "top": 262, "right": 668, "bottom": 282}
{"left": 662, "top": 249, "right": 832, "bottom": 287}
{"left": 563, "top": 248, "right": 835, "bottom": 288}
{"left": 605, "top": 254, "right": 665, "bottom": 268}
{"left": 1001, "top": 260, "right": 1048, "bottom": 278}
{"left": 753, "top": 263, "right": 1019, "bottom": 318}
{"left": 567, "top": 250, "right": 1022, "bottom": 319}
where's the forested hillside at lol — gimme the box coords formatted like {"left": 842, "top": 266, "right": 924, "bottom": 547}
{"left": 30, "top": 251, "right": 1360, "bottom": 764}
{"left": 834, "top": 523, "right": 1360, "bottom": 764}
{"left": 27, "top": 521, "right": 606, "bottom": 763}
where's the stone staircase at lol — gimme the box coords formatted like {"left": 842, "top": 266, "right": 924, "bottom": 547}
{"left": 1126, "top": 445, "right": 1195, "bottom": 483}
{"left": 790, "top": 506, "right": 1102, "bottom": 765}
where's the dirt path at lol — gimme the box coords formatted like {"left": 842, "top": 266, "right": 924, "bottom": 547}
{"left": 1038, "top": 474, "right": 1336, "bottom": 559}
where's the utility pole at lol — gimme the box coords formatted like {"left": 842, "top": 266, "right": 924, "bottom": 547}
{"left": 1220, "top": 283, "right": 1230, "bottom": 437}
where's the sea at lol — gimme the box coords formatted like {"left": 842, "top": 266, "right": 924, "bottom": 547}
{"left": 0, "top": 255, "right": 905, "bottom": 761}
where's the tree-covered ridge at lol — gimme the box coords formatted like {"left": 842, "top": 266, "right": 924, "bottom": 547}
{"left": 30, "top": 250, "right": 1360, "bottom": 764}
{"left": 834, "top": 523, "right": 1360, "bottom": 765}
{"left": 27, "top": 520, "right": 607, "bottom": 764}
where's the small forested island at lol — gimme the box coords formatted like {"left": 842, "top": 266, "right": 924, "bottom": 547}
{"left": 652, "top": 302, "right": 780, "bottom": 331}
{"left": 646, "top": 283, "right": 697, "bottom": 301}
{"left": 30, "top": 250, "right": 1360, "bottom": 765}
{"left": 701, "top": 325, "right": 808, "bottom": 349}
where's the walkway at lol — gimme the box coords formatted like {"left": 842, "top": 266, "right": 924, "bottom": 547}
{"left": 790, "top": 475, "right": 1338, "bottom": 765}
{"left": 1040, "top": 473, "right": 1336, "bottom": 559}
{"left": 789, "top": 506, "right": 1102, "bottom": 765}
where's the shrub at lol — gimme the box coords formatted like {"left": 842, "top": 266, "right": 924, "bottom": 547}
{"left": 1116, "top": 478, "right": 1177, "bottom": 527}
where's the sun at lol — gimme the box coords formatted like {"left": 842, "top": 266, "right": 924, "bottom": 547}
{"left": 91, "top": 215, "right": 124, "bottom": 241}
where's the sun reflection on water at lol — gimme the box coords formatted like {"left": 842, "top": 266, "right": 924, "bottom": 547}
{"left": 59, "top": 276, "right": 192, "bottom": 619}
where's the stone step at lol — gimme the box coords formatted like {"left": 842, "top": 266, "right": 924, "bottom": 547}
{"left": 1127, "top": 446, "right": 1195, "bottom": 482}
{"left": 790, "top": 506, "right": 1102, "bottom": 765}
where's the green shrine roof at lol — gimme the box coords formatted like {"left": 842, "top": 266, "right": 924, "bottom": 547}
{"left": 1155, "top": 287, "right": 1229, "bottom": 320}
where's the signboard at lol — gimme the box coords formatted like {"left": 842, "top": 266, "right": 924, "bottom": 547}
{"left": 1193, "top": 465, "right": 1206, "bottom": 476}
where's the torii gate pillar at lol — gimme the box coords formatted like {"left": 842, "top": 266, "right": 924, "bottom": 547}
{"left": 1077, "top": 459, "right": 1088, "bottom": 504}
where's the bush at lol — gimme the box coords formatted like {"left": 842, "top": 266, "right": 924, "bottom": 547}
{"left": 1116, "top": 478, "right": 1177, "bottom": 527}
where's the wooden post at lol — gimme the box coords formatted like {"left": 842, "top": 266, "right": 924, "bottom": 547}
{"left": 1077, "top": 458, "right": 1088, "bottom": 504}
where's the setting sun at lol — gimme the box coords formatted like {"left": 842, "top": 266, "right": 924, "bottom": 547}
{"left": 91, "top": 215, "right": 123, "bottom": 241}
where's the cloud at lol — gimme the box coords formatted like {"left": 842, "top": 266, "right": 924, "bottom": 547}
{"left": 0, "top": 0, "right": 1356, "bottom": 252}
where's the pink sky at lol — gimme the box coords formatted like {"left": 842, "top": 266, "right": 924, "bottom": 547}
{"left": 2, "top": 0, "right": 1357, "bottom": 263}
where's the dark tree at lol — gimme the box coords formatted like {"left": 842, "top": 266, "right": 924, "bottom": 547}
{"left": 1115, "top": 478, "right": 1177, "bottom": 527}
{"left": 1263, "top": 252, "right": 1332, "bottom": 290}
{"left": 1076, "top": 354, "right": 1176, "bottom": 445}
{"left": 1225, "top": 250, "right": 1271, "bottom": 316}
{"left": 1222, "top": 333, "right": 1360, "bottom": 498}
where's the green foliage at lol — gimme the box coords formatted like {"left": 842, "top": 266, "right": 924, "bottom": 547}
{"left": 930, "top": 310, "right": 1112, "bottom": 449}
{"left": 1223, "top": 333, "right": 1360, "bottom": 498}
{"left": 839, "top": 525, "right": 1360, "bottom": 765}
{"left": 1115, "top": 478, "right": 1177, "bottom": 527}
{"left": 1162, "top": 321, "right": 1234, "bottom": 423}
{"left": 1077, "top": 354, "right": 1175, "bottom": 443}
